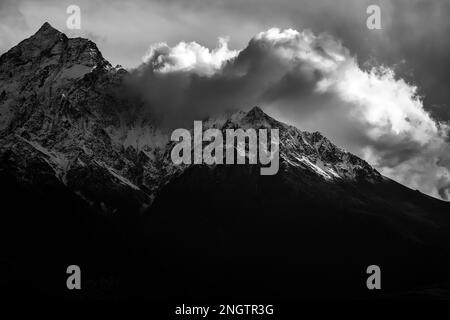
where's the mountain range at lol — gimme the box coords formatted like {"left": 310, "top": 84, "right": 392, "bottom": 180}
{"left": 1, "top": 23, "right": 450, "bottom": 299}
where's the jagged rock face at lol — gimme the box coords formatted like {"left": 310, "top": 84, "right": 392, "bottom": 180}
{"left": 0, "top": 22, "right": 110, "bottom": 130}
{"left": 0, "top": 22, "right": 113, "bottom": 137}
{"left": 0, "top": 23, "right": 162, "bottom": 212}
{"left": 204, "top": 106, "right": 382, "bottom": 181}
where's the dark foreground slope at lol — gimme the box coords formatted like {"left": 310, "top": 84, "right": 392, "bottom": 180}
{"left": 147, "top": 163, "right": 450, "bottom": 299}
{"left": 3, "top": 157, "right": 450, "bottom": 300}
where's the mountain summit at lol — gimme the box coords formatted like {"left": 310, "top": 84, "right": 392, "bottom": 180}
{"left": 0, "top": 22, "right": 110, "bottom": 112}
{"left": 2, "top": 24, "right": 450, "bottom": 299}
{"left": 33, "top": 22, "right": 64, "bottom": 41}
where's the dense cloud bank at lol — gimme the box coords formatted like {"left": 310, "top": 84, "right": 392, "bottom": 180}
{"left": 128, "top": 27, "right": 450, "bottom": 200}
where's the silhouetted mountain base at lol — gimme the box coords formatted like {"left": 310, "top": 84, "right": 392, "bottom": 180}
{"left": 3, "top": 162, "right": 450, "bottom": 300}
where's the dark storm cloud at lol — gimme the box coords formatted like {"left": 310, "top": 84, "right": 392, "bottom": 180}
{"left": 135, "top": 0, "right": 450, "bottom": 119}
{"left": 126, "top": 28, "right": 340, "bottom": 127}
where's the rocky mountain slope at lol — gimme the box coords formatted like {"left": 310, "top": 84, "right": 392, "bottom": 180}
{"left": 2, "top": 23, "right": 450, "bottom": 299}
{"left": 0, "top": 23, "right": 168, "bottom": 213}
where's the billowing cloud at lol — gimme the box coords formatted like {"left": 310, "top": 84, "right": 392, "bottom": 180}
{"left": 142, "top": 38, "right": 238, "bottom": 76}
{"left": 128, "top": 27, "right": 450, "bottom": 200}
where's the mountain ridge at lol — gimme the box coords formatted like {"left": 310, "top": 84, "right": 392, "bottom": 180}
{"left": 0, "top": 23, "right": 393, "bottom": 214}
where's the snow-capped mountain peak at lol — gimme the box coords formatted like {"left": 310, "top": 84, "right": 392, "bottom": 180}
{"left": 202, "top": 106, "right": 381, "bottom": 182}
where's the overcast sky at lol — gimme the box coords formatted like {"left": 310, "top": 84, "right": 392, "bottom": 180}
{"left": 1, "top": 0, "right": 450, "bottom": 199}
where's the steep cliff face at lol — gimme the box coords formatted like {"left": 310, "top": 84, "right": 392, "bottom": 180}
{"left": 0, "top": 23, "right": 166, "bottom": 212}
{"left": 0, "top": 22, "right": 110, "bottom": 131}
